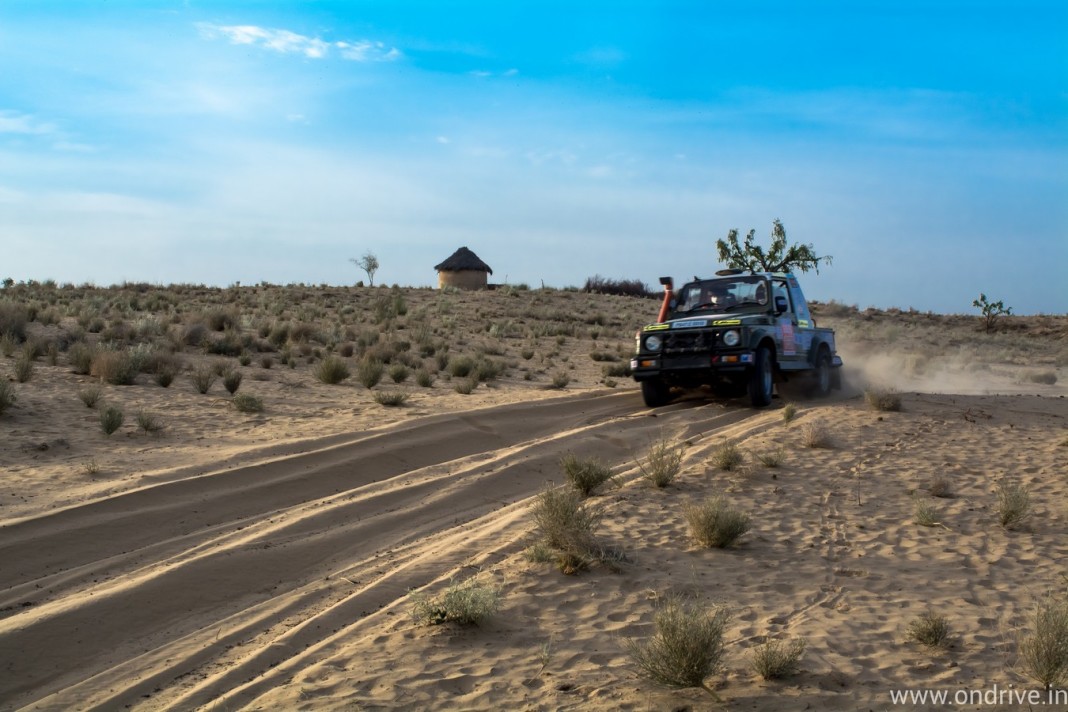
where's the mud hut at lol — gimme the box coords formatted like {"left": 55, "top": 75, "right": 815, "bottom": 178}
{"left": 434, "top": 246, "right": 493, "bottom": 290}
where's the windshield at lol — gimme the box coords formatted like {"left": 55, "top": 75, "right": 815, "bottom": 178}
{"left": 675, "top": 277, "right": 770, "bottom": 314}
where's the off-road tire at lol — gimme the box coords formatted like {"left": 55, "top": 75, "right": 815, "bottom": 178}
{"left": 641, "top": 379, "right": 672, "bottom": 408}
{"left": 811, "top": 348, "right": 832, "bottom": 398}
{"left": 748, "top": 346, "right": 774, "bottom": 407}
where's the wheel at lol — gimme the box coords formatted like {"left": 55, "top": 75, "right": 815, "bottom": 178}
{"left": 640, "top": 379, "right": 672, "bottom": 408}
{"left": 811, "top": 349, "right": 832, "bottom": 398}
{"left": 748, "top": 346, "right": 773, "bottom": 407}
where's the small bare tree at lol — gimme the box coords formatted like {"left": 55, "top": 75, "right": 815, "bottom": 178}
{"left": 972, "top": 293, "right": 1012, "bottom": 333}
{"left": 716, "top": 219, "right": 831, "bottom": 274}
{"left": 350, "top": 252, "right": 380, "bottom": 286}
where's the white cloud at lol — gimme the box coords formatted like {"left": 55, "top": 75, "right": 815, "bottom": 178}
{"left": 0, "top": 110, "right": 56, "bottom": 135}
{"left": 198, "top": 23, "right": 400, "bottom": 62}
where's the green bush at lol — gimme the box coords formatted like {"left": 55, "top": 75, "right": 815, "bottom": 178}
{"left": 410, "top": 577, "right": 500, "bottom": 626}
{"left": 711, "top": 440, "right": 744, "bottom": 471}
{"left": 684, "top": 497, "right": 751, "bottom": 548}
{"left": 99, "top": 405, "right": 124, "bottom": 436}
{"left": 356, "top": 358, "right": 383, "bottom": 388}
{"left": 223, "top": 369, "right": 243, "bottom": 395}
{"left": 531, "top": 484, "right": 601, "bottom": 552}
{"left": 625, "top": 595, "right": 731, "bottom": 689}
{"left": 388, "top": 363, "right": 410, "bottom": 384}
{"left": 232, "top": 393, "right": 264, "bottom": 413}
{"left": 1020, "top": 596, "right": 1068, "bottom": 689}
{"left": 562, "top": 453, "right": 614, "bottom": 497}
{"left": 315, "top": 356, "right": 351, "bottom": 384}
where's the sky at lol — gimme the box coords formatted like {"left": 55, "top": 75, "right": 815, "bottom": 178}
{"left": 1, "top": 1, "right": 1066, "bottom": 314}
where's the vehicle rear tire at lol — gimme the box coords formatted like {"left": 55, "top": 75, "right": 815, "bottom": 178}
{"left": 748, "top": 346, "right": 774, "bottom": 408}
{"left": 811, "top": 349, "right": 832, "bottom": 398}
{"left": 640, "top": 379, "right": 672, "bottom": 408}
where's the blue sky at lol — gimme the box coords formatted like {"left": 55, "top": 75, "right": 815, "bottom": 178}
{"left": 1, "top": 1, "right": 1065, "bottom": 313}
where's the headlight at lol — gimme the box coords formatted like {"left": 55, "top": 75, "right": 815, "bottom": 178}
{"left": 645, "top": 335, "right": 663, "bottom": 351}
{"left": 722, "top": 329, "right": 740, "bottom": 347}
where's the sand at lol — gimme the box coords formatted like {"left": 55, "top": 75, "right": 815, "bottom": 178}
{"left": 1, "top": 286, "right": 1066, "bottom": 711}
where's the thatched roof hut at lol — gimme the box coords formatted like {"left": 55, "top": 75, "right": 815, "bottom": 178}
{"left": 434, "top": 246, "right": 493, "bottom": 290}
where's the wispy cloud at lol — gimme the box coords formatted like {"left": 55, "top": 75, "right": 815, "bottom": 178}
{"left": 0, "top": 110, "right": 56, "bottom": 135}
{"left": 197, "top": 23, "right": 400, "bottom": 62}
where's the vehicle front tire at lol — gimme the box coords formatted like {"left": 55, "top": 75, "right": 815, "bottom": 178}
{"left": 748, "top": 346, "right": 774, "bottom": 407}
{"left": 640, "top": 379, "right": 673, "bottom": 408}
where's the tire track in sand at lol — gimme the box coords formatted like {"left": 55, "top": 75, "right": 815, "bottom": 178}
{"left": 0, "top": 391, "right": 764, "bottom": 711}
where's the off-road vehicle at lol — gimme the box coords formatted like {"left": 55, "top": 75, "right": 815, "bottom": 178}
{"left": 630, "top": 270, "right": 843, "bottom": 408}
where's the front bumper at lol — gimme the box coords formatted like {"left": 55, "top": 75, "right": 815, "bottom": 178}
{"left": 630, "top": 350, "right": 754, "bottom": 381}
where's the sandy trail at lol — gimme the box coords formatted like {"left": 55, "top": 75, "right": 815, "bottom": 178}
{"left": 0, "top": 390, "right": 765, "bottom": 711}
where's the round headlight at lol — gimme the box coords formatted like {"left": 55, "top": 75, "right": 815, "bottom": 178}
{"left": 722, "top": 329, "right": 740, "bottom": 347}
{"left": 645, "top": 335, "right": 663, "bottom": 351}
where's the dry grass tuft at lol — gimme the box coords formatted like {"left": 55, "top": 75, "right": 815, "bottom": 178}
{"left": 799, "top": 420, "right": 832, "bottom": 448}
{"left": 373, "top": 390, "right": 409, "bottom": 407}
{"left": 0, "top": 380, "right": 15, "bottom": 416}
{"left": 865, "top": 387, "right": 902, "bottom": 412}
{"left": 906, "top": 610, "right": 950, "bottom": 648}
{"left": 410, "top": 576, "right": 500, "bottom": 627}
{"left": 314, "top": 356, "right": 351, "bottom": 384}
{"left": 684, "top": 497, "right": 752, "bottom": 548}
{"left": 711, "top": 440, "right": 744, "bottom": 471}
{"left": 232, "top": 393, "right": 264, "bottom": 413}
{"left": 750, "top": 637, "right": 806, "bottom": 680}
{"left": 637, "top": 436, "right": 685, "bottom": 487}
{"left": 561, "top": 453, "right": 615, "bottom": 497}
{"left": 996, "top": 480, "right": 1031, "bottom": 530}
{"left": 99, "top": 405, "right": 124, "bottom": 436}
{"left": 755, "top": 447, "right": 786, "bottom": 468}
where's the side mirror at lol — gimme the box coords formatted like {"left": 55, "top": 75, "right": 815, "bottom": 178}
{"left": 774, "top": 295, "right": 788, "bottom": 314}
{"left": 659, "top": 276, "right": 673, "bottom": 289}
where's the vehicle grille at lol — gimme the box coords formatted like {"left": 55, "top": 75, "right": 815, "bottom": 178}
{"left": 664, "top": 331, "right": 716, "bottom": 354}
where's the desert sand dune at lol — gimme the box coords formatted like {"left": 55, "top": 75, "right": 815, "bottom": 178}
{"left": 1, "top": 285, "right": 1065, "bottom": 710}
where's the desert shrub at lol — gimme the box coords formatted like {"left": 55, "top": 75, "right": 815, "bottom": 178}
{"left": 91, "top": 350, "right": 138, "bottom": 385}
{"left": 338, "top": 342, "right": 355, "bottom": 358}
{"left": 1028, "top": 371, "right": 1058, "bottom": 385}
{"left": 996, "top": 480, "right": 1031, "bottom": 530}
{"left": 223, "top": 370, "right": 243, "bottom": 395}
{"left": 520, "top": 347, "right": 535, "bottom": 360}
{"left": 135, "top": 409, "right": 163, "bottom": 434}
{"left": 602, "top": 362, "right": 631, "bottom": 378}
{"left": 204, "top": 307, "right": 239, "bottom": 331}
{"left": 78, "top": 384, "right": 103, "bottom": 408}
{"left": 453, "top": 377, "right": 478, "bottom": 395}
{"left": 388, "top": 363, "right": 410, "bottom": 384}
{"left": 99, "top": 405, "right": 124, "bottom": 436}
{"left": 181, "top": 321, "right": 209, "bottom": 347}
{"left": 928, "top": 474, "right": 953, "bottom": 498}
{"left": 865, "top": 388, "right": 902, "bottom": 412}
{"left": 373, "top": 391, "right": 409, "bottom": 407}
{"left": 260, "top": 355, "right": 274, "bottom": 369}
{"left": 415, "top": 368, "right": 435, "bottom": 387}
{"left": 315, "top": 356, "right": 350, "bottom": 384}
{"left": 232, "top": 393, "right": 264, "bottom": 413}
{"left": 750, "top": 637, "right": 806, "bottom": 680}
{"left": 13, "top": 353, "right": 33, "bottom": 383}
{"left": 562, "top": 453, "right": 615, "bottom": 497}
{"left": 67, "top": 342, "right": 96, "bottom": 375}
{"left": 550, "top": 372, "right": 571, "bottom": 389}
{"left": 238, "top": 351, "right": 252, "bottom": 367}
{"left": 475, "top": 358, "right": 504, "bottom": 382}
{"left": 972, "top": 292, "right": 1012, "bottom": 333}
{"left": 0, "top": 333, "right": 16, "bottom": 357}
{"left": 531, "top": 485, "right": 601, "bottom": 551}
{"left": 189, "top": 366, "right": 216, "bottom": 394}
{"left": 624, "top": 595, "right": 731, "bottom": 689}
{"left": 155, "top": 365, "right": 176, "bottom": 388}
{"left": 913, "top": 497, "right": 943, "bottom": 527}
{"left": 638, "top": 436, "right": 684, "bottom": 487}
{"left": 410, "top": 577, "right": 500, "bottom": 627}
{"left": 204, "top": 332, "right": 244, "bottom": 356}
{"left": 355, "top": 358, "right": 383, "bottom": 388}
{"left": 711, "top": 440, "right": 744, "bottom": 471}
{"left": 907, "top": 610, "right": 950, "bottom": 648}
{"left": 583, "top": 275, "right": 654, "bottom": 298}
{"left": 684, "top": 497, "right": 751, "bottom": 548}
{"left": 446, "top": 355, "right": 476, "bottom": 378}
{"left": 781, "top": 402, "right": 798, "bottom": 422}
{"left": 0, "top": 300, "right": 29, "bottom": 342}
{"left": 799, "top": 420, "right": 832, "bottom": 448}
{"left": 1020, "top": 596, "right": 1068, "bottom": 689}
{"left": 0, "top": 380, "right": 15, "bottom": 415}
{"left": 755, "top": 447, "right": 786, "bottom": 468}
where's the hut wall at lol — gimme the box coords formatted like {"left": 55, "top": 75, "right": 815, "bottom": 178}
{"left": 438, "top": 270, "right": 488, "bottom": 290}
